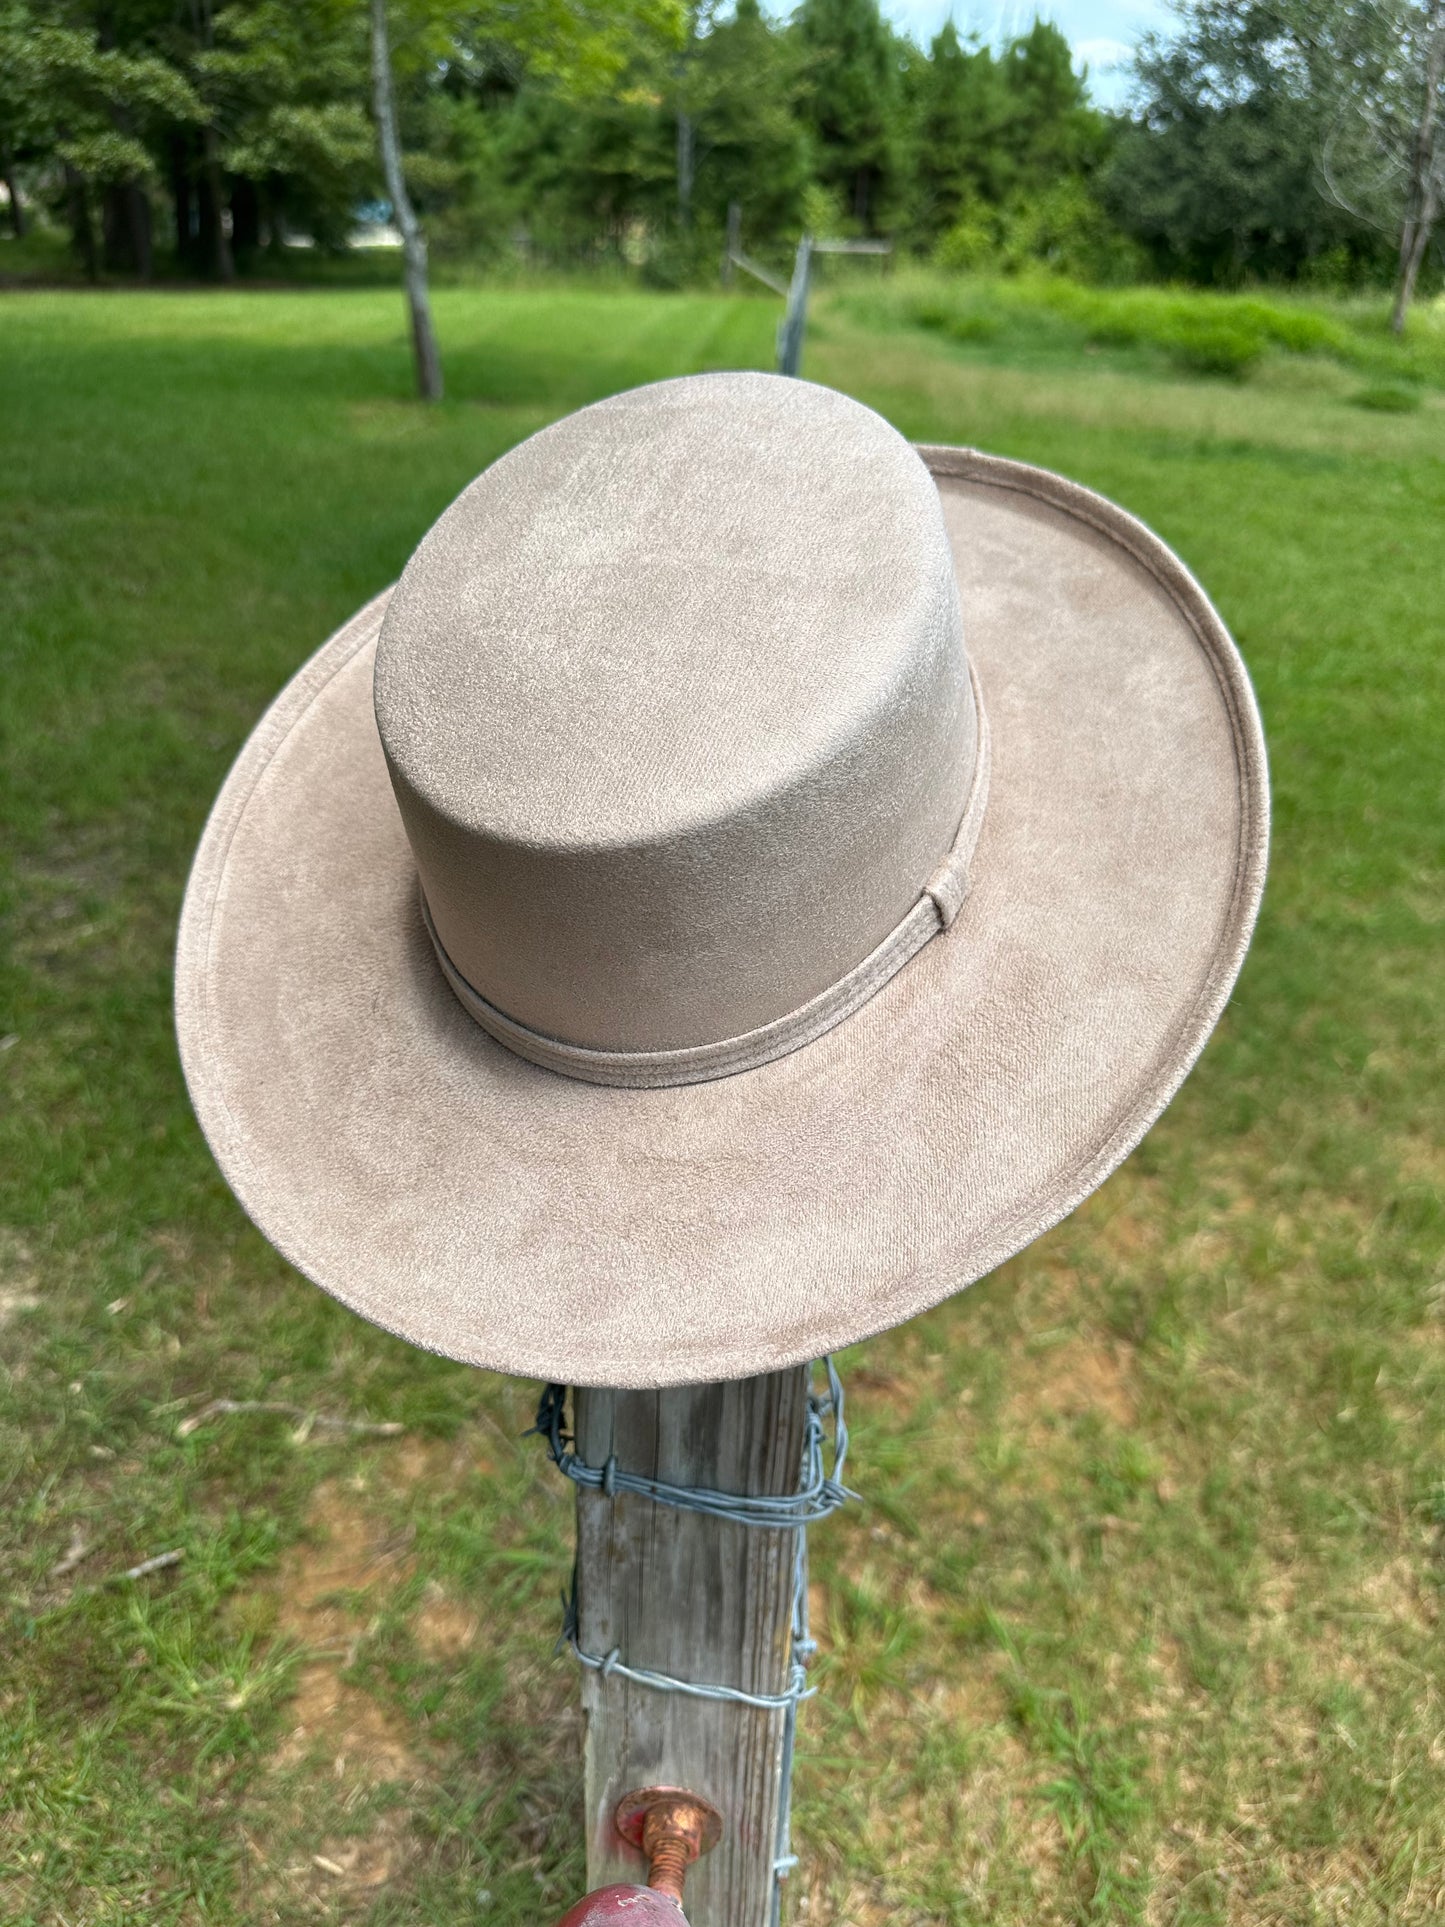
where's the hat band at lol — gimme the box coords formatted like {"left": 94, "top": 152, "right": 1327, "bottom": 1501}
{"left": 423, "top": 666, "right": 990, "bottom": 1089}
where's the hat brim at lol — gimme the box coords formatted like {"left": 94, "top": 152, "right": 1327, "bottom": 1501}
{"left": 175, "top": 449, "right": 1267, "bottom": 1388}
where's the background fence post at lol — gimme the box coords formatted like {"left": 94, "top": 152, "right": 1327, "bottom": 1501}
{"left": 573, "top": 1369, "right": 813, "bottom": 1926}
{"left": 776, "top": 237, "right": 813, "bottom": 378}
{"left": 724, "top": 201, "right": 741, "bottom": 286}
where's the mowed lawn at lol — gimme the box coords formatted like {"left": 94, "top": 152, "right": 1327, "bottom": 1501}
{"left": 1, "top": 281, "right": 1442, "bottom": 1927}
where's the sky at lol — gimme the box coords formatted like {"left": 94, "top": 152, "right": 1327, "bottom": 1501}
{"left": 877, "top": 0, "right": 1174, "bottom": 108}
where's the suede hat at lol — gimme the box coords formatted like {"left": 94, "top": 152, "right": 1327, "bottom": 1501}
{"left": 175, "top": 372, "right": 1268, "bottom": 1387}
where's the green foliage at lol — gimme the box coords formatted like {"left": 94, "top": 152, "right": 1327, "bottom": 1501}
{"left": 1106, "top": 0, "right": 1439, "bottom": 293}
{"left": 2, "top": 0, "right": 1432, "bottom": 299}
{"left": 935, "top": 179, "right": 1145, "bottom": 283}
{"left": 0, "top": 4, "right": 203, "bottom": 194}
{"left": 870, "top": 270, "right": 1445, "bottom": 393}
{"left": 456, "top": 0, "right": 685, "bottom": 98}
{"left": 1156, "top": 312, "right": 1263, "bottom": 376}
{"left": 4, "top": 19, "right": 190, "bottom": 122}
{"left": 0, "top": 0, "right": 687, "bottom": 275}
{"left": 996, "top": 17, "right": 1111, "bottom": 187}
{"left": 687, "top": 0, "right": 810, "bottom": 241}
{"left": 903, "top": 15, "right": 1113, "bottom": 256}
{"left": 793, "top": 0, "right": 902, "bottom": 229}
{"left": 908, "top": 21, "right": 996, "bottom": 244}
{"left": 203, "top": 1, "right": 374, "bottom": 250}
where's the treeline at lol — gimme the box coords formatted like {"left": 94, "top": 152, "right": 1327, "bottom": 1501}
{"left": 1, "top": 0, "right": 1441, "bottom": 314}
{"left": 491, "top": 4, "right": 1122, "bottom": 278}
{"left": 0, "top": 0, "right": 1121, "bottom": 278}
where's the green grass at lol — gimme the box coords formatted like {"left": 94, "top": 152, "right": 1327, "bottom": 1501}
{"left": 2, "top": 278, "right": 1442, "bottom": 1926}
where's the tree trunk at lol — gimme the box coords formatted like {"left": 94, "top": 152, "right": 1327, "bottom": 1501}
{"left": 258, "top": 180, "right": 282, "bottom": 252}
{"left": 185, "top": 0, "right": 233, "bottom": 280}
{"left": 675, "top": 4, "right": 698, "bottom": 234}
{"left": 171, "top": 136, "right": 195, "bottom": 266}
{"left": 1, "top": 142, "right": 24, "bottom": 239}
{"left": 103, "top": 184, "right": 129, "bottom": 271}
{"left": 1392, "top": 2, "right": 1444, "bottom": 334}
{"left": 1393, "top": 194, "right": 1437, "bottom": 332}
{"left": 677, "top": 110, "right": 695, "bottom": 230}
{"left": 370, "top": 0, "right": 443, "bottom": 402}
{"left": 102, "top": 181, "right": 152, "bottom": 278}
{"left": 64, "top": 162, "right": 98, "bottom": 281}
{"left": 129, "top": 182, "right": 153, "bottom": 279}
{"left": 99, "top": 74, "right": 153, "bottom": 280}
{"left": 231, "top": 176, "right": 261, "bottom": 254}
{"left": 201, "top": 124, "right": 234, "bottom": 282}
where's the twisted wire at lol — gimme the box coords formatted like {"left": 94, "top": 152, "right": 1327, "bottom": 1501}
{"left": 532, "top": 1357, "right": 852, "bottom": 1527}
{"left": 530, "top": 1359, "right": 854, "bottom": 1920}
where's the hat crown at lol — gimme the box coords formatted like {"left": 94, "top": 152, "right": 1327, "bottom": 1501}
{"left": 374, "top": 372, "right": 977, "bottom": 1056}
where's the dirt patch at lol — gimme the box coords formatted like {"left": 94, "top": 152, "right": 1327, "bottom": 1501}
{"left": 414, "top": 1581, "right": 479, "bottom": 1660}
{"left": 1391, "top": 1131, "right": 1445, "bottom": 1191}
{"left": 930, "top": 1660, "right": 1018, "bottom": 1738}
{"left": 1148, "top": 1834, "right": 1445, "bottom": 1926}
{"left": 242, "top": 1485, "right": 435, "bottom": 1914}
{"left": 385, "top": 1428, "right": 496, "bottom": 1491}
{"left": 243, "top": 1804, "right": 421, "bottom": 1920}
{"left": 0, "top": 1285, "right": 40, "bottom": 1329}
{"left": 275, "top": 1481, "right": 407, "bottom": 1627}
{"left": 300, "top": 1807, "right": 418, "bottom": 1895}
{"left": 389, "top": 1434, "right": 453, "bottom": 1486}
{"left": 1357, "top": 1555, "right": 1438, "bottom": 1635}
{"left": 0, "top": 1229, "right": 39, "bottom": 1328}
{"left": 1008, "top": 1337, "right": 1138, "bottom": 1431}
{"left": 844, "top": 1362, "right": 913, "bottom": 1403}
{"left": 799, "top": 1741, "right": 1063, "bottom": 1926}
{"left": 1073, "top": 1167, "right": 1168, "bottom": 1263}
{"left": 275, "top": 1664, "right": 417, "bottom": 1781}
{"left": 271, "top": 1482, "right": 421, "bottom": 1785}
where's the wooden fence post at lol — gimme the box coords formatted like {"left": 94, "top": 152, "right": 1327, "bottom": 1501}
{"left": 572, "top": 1368, "right": 813, "bottom": 1927}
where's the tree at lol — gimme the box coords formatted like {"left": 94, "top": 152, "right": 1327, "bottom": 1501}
{"left": 371, "top": 0, "right": 442, "bottom": 397}
{"left": 1322, "top": 0, "right": 1445, "bottom": 328}
{"left": 0, "top": 0, "right": 49, "bottom": 236}
{"left": 997, "top": 18, "right": 1107, "bottom": 190}
{"left": 688, "top": 0, "right": 808, "bottom": 244}
{"left": 1120, "top": 0, "right": 1443, "bottom": 306}
{"left": 369, "top": 0, "right": 682, "bottom": 394}
{"left": 0, "top": 0, "right": 1154, "bottom": 292}
{"left": 906, "top": 22, "right": 1005, "bottom": 245}
{"left": 793, "top": 0, "right": 901, "bottom": 228}
{"left": 673, "top": 1, "right": 721, "bottom": 231}
{"left": 1393, "top": 0, "right": 1445, "bottom": 323}
{"left": 202, "top": 0, "right": 374, "bottom": 257}
{"left": 1109, "top": 0, "right": 1377, "bottom": 283}
{"left": 0, "top": 1, "right": 202, "bottom": 276}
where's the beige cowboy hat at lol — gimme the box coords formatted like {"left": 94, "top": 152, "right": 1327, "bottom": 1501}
{"left": 175, "top": 372, "right": 1267, "bottom": 1387}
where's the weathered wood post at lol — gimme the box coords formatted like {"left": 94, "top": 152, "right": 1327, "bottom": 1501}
{"left": 570, "top": 1369, "right": 814, "bottom": 1926}
{"left": 775, "top": 237, "right": 813, "bottom": 379}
